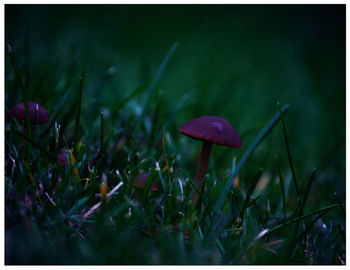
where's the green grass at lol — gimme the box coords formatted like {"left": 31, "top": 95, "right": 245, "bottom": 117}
{"left": 5, "top": 5, "right": 345, "bottom": 265}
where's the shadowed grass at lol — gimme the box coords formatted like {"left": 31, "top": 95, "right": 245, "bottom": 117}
{"left": 5, "top": 6, "right": 345, "bottom": 263}
{"left": 11, "top": 128, "right": 64, "bottom": 175}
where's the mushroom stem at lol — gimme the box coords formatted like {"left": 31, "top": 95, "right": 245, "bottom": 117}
{"left": 192, "top": 140, "right": 213, "bottom": 207}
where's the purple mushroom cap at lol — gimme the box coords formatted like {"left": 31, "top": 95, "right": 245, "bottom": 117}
{"left": 57, "top": 152, "right": 67, "bottom": 167}
{"left": 10, "top": 101, "right": 50, "bottom": 125}
{"left": 178, "top": 115, "right": 242, "bottom": 148}
{"left": 133, "top": 172, "right": 158, "bottom": 191}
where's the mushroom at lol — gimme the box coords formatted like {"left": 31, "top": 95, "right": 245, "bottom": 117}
{"left": 178, "top": 115, "right": 242, "bottom": 207}
{"left": 57, "top": 151, "right": 67, "bottom": 168}
{"left": 57, "top": 149, "right": 79, "bottom": 178}
{"left": 10, "top": 101, "right": 49, "bottom": 125}
{"left": 133, "top": 172, "right": 158, "bottom": 192}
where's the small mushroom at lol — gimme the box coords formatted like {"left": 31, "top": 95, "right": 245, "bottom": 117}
{"left": 178, "top": 115, "right": 242, "bottom": 207}
{"left": 57, "top": 151, "right": 67, "bottom": 167}
{"left": 133, "top": 172, "right": 158, "bottom": 191}
{"left": 10, "top": 101, "right": 49, "bottom": 125}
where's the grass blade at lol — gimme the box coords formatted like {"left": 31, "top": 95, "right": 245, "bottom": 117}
{"left": 100, "top": 112, "right": 104, "bottom": 153}
{"left": 276, "top": 157, "right": 287, "bottom": 223}
{"left": 277, "top": 102, "right": 302, "bottom": 215}
{"left": 141, "top": 42, "right": 178, "bottom": 115}
{"left": 333, "top": 192, "right": 345, "bottom": 217}
{"left": 112, "top": 80, "right": 152, "bottom": 117}
{"left": 294, "top": 210, "right": 329, "bottom": 245}
{"left": 302, "top": 167, "right": 317, "bottom": 209}
{"left": 73, "top": 73, "right": 84, "bottom": 155}
{"left": 266, "top": 203, "right": 341, "bottom": 236}
{"left": 90, "top": 112, "right": 104, "bottom": 168}
{"left": 134, "top": 42, "right": 178, "bottom": 136}
{"left": 139, "top": 172, "right": 159, "bottom": 204}
{"left": 239, "top": 168, "right": 263, "bottom": 220}
{"left": 11, "top": 128, "right": 65, "bottom": 177}
{"left": 39, "top": 86, "right": 73, "bottom": 137}
{"left": 245, "top": 195, "right": 262, "bottom": 209}
{"left": 67, "top": 197, "right": 89, "bottom": 216}
{"left": 213, "top": 104, "right": 290, "bottom": 217}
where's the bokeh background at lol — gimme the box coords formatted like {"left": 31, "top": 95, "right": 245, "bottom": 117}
{"left": 6, "top": 4, "right": 345, "bottom": 192}
{"left": 5, "top": 4, "right": 345, "bottom": 263}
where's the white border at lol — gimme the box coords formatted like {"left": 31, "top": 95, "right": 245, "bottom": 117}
{"left": 1, "top": 0, "right": 349, "bottom": 4}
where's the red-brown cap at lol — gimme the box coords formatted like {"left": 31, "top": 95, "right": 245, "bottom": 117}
{"left": 10, "top": 102, "right": 50, "bottom": 125}
{"left": 178, "top": 116, "right": 242, "bottom": 148}
{"left": 133, "top": 172, "right": 158, "bottom": 191}
{"left": 57, "top": 152, "right": 67, "bottom": 167}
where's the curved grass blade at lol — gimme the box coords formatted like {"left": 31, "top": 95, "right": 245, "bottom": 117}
{"left": 213, "top": 104, "right": 290, "bottom": 219}
{"left": 141, "top": 42, "right": 178, "bottom": 116}
{"left": 134, "top": 42, "right": 178, "bottom": 136}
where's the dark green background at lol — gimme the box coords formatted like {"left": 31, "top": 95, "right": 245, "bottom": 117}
{"left": 6, "top": 4, "right": 345, "bottom": 199}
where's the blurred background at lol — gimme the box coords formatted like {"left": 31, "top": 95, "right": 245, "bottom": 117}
{"left": 6, "top": 4, "right": 345, "bottom": 207}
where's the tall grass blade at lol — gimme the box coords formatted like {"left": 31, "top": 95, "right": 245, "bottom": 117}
{"left": 73, "top": 73, "right": 84, "bottom": 155}
{"left": 213, "top": 104, "right": 290, "bottom": 220}
{"left": 276, "top": 157, "right": 287, "bottom": 223}
{"left": 277, "top": 102, "right": 302, "bottom": 215}
{"left": 134, "top": 42, "right": 178, "bottom": 136}
{"left": 302, "top": 167, "right": 316, "bottom": 209}
{"left": 239, "top": 168, "right": 263, "bottom": 220}
{"left": 141, "top": 42, "right": 178, "bottom": 115}
{"left": 90, "top": 112, "right": 105, "bottom": 168}
{"left": 100, "top": 112, "right": 104, "bottom": 153}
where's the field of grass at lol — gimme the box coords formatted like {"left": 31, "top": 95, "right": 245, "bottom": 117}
{"left": 5, "top": 4, "right": 345, "bottom": 264}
